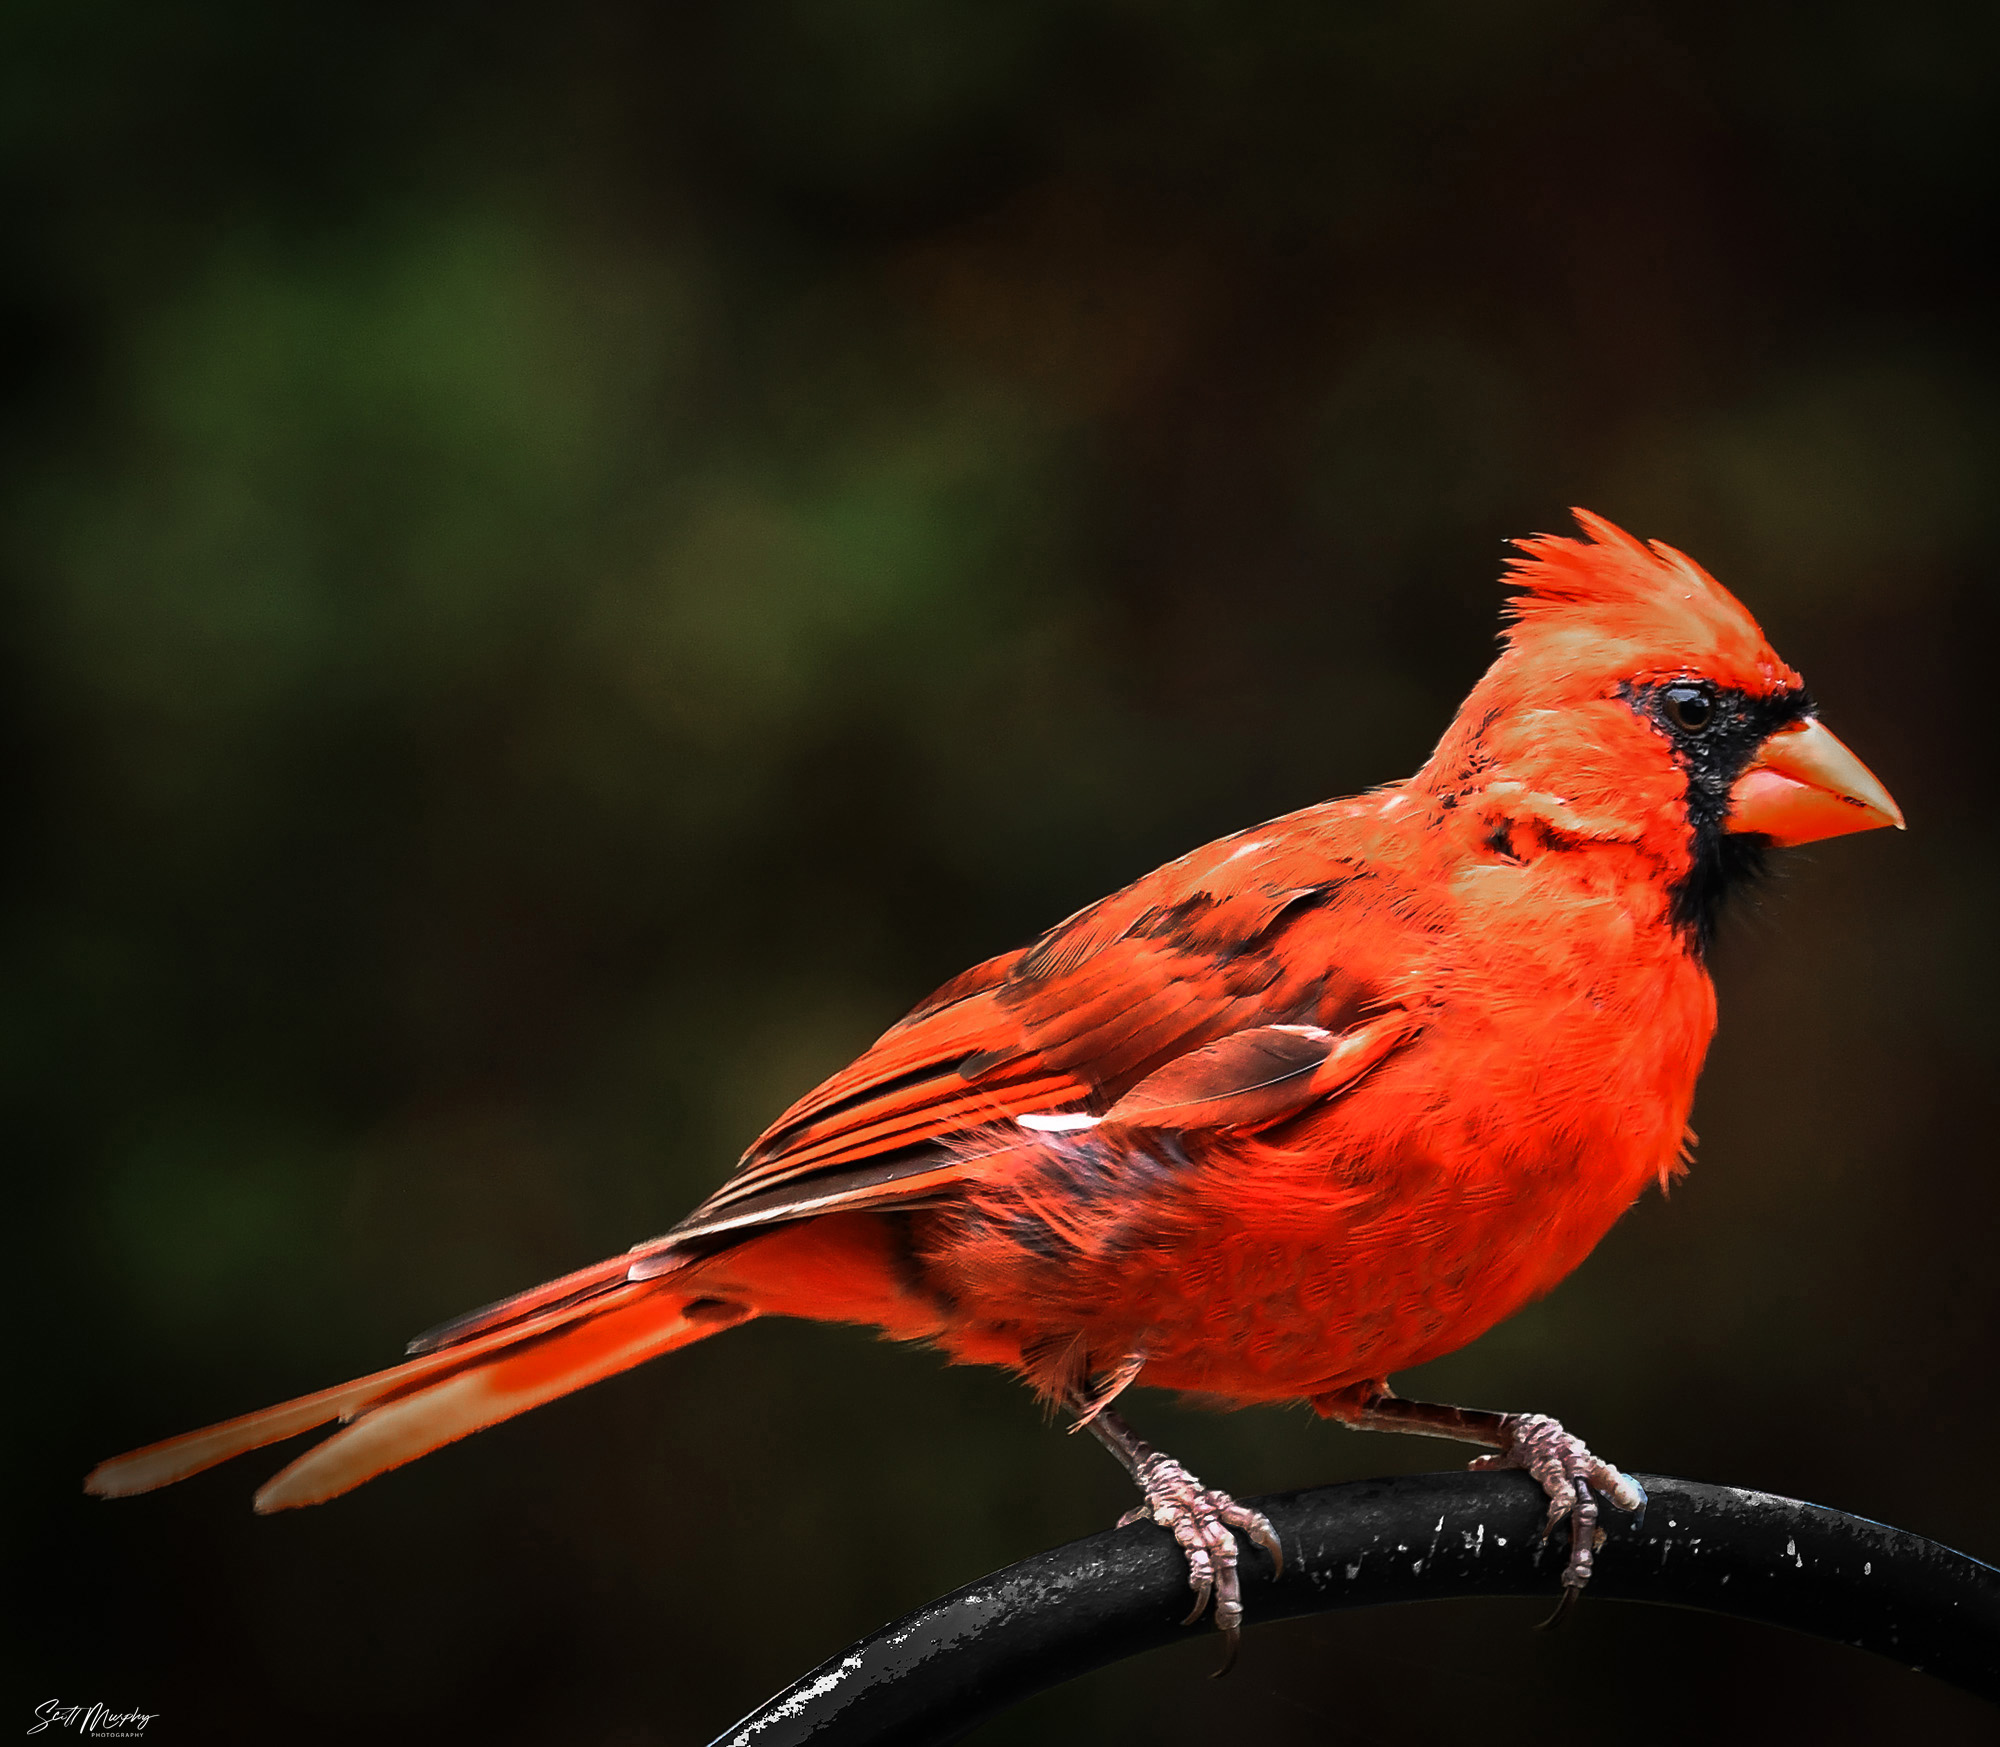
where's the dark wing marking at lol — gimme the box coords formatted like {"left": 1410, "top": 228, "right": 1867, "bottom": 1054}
{"left": 1099, "top": 1023, "right": 1335, "bottom": 1130}
{"left": 1102, "top": 1009, "right": 1416, "bottom": 1132}
{"left": 653, "top": 817, "right": 1397, "bottom": 1248}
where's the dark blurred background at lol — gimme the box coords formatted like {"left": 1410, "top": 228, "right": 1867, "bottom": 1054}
{"left": 8, "top": 2, "right": 1997, "bottom": 1741}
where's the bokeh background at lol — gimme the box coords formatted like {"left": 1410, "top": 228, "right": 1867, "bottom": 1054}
{"left": 9, "top": 3, "right": 1998, "bottom": 1742}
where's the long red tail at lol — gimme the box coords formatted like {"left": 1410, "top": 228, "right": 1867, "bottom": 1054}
{"left": 85, "top": 1266, "right": 753, "bottom": 1511}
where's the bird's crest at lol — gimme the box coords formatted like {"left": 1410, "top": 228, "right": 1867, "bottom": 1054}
{"left": 1499, "top": 509, "right": 1798, "bottom": 697}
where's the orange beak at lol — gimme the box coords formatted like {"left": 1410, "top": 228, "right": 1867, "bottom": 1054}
{"left": 1727, "top": 717, "right": 1905, "bottom": 847}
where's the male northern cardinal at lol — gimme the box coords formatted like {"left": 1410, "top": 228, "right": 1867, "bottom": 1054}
{"left": 89, "top": 512, "right": 1903, "bottom": 1651}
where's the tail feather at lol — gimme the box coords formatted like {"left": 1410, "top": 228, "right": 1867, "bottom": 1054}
{"left": 254, "top": 1287, "right": 752, "bottom": 1511}
{"left": 84, "top": 1276, "right": 746, "bottom": 1506}
{"left": 403, "top": 1251, "right": 652, "bottom": 1355}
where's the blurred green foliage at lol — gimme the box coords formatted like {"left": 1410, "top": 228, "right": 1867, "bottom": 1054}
{"left": 8, "top": 3, "right": 1998, "bottom": 1743}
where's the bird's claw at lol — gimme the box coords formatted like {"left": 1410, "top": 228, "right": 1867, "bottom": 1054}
{"left": 1468, "top": 1412, "right": 1642, "bottom": 1601}
{"left": 1120, "top": 1452, "right": 1281, "bottom": 1661}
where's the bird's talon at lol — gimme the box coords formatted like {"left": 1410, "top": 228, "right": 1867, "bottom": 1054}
{"left": 1182, "top": 1577, "right": 1214, "bottom": 1626}
{"left": 1535, "top": 1583, "right": 1582, "bottom": 1631}
{"left": 1476, "top": 1413, "right": 1636, "bottom": 1596}
{"left": 1241, "top": 1513, "right": 1284, "bottom": 1578}
{"left": 1119, "top": 1453, "right": 1269, "bottom": 1642}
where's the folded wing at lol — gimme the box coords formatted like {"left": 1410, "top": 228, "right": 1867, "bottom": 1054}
{"left": 646, "top": 821, "right": 1402, "bottom": 1254}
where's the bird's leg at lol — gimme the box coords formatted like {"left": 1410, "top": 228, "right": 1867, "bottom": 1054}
{"left": 1314, "top": 1382, "right": 1645, "bottom": 1609}
{"left": 1076, "top": 1403, "right": 1282, "bottom": 1666}
{"left": 1065, "top": 1352, "right": 1147, "bottom": 1433}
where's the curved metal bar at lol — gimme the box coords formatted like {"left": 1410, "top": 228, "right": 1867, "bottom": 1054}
{"left": 708, "top": 1471, "right": 2000, "bottom": 1747}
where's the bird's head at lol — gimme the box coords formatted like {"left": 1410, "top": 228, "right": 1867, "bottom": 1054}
{"left": 1424, "top": 509, "right": 1902, "bottom": 946}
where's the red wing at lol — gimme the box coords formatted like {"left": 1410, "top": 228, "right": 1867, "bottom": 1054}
{"left": 659, "top": 817, "right": 1390, "bottom": 1247}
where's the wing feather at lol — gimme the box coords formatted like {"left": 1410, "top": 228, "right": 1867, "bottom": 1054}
{"left": 656, "top": 816, "right": 1399, "bottom": 1246}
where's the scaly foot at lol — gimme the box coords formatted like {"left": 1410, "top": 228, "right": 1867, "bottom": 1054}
{"left": 1119, "top": 1447, "right": 1283, "bottom": 1645}
{"left": 1315, "top": 1385, "right": 1648, "bottom": 1618}
{"left": 1469, "top": 1412, "right": 1647, "bottom": 1601}
{"left": 1080, "top": 1405, "right": 1281, "bottom": 1668}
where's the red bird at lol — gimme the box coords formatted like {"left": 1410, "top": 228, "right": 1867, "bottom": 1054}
{"left": 89, "top": 512, "right": 1903, "bottom": 1649}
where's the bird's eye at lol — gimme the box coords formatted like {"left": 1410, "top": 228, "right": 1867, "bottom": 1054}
{"left": 1663, "top": 684, "right": 1716, "bottom": 733}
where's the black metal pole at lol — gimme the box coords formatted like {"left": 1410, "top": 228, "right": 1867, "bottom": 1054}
{"left": 707, "top": 1471, "right": 2000, "bottom": 1747}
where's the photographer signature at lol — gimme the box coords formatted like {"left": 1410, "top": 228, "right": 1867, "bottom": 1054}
{"left": 27, "top": 1702, "right": 158, "bottom": 1738}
